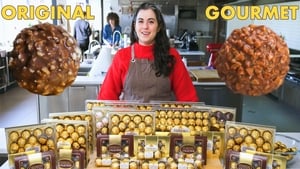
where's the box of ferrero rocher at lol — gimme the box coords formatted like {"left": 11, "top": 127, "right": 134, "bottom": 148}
{"left": 14, "top": 151, "right": 56, "bottom": 169}
{"left": 225, "top": 121, "right": 276, "bottom": 155}
{"left": 138, "top": 160, "right": 171, "bottom": 169}
{"left": 8, "top": 151, "right": 35, "bottom": 169}
{"left": 169, "top": 134, "right": 207, "bottom": 165}
{"left": 49, "top": 111, "right": 94, "bottom": 152}
{"left": 154, "top": 108, "right": 211, "bottom": 134}
{"left": 5, "top": 123, "right": 56, "bottom": 169}
{"left": 225, "top": 150, "right": 268, "bottom": 169}
{"left": 107, "top": 111, "right": 156, "bottom": 135}
{"left": 5, "top": 123, "right": 56, "bottom": 154}
{"left": 133, "top": 135, "right": 170, "bottom": 160}
{"left": 194, "top": 105, "right": 237, "bottom": 132}
{"left": 41, "top": 119, "right": 89, "bottom": 166}
{"left": 57, "top": 149, "right": 85, "bottom": 169}
{"left": 94, "top": 157, "right": 139, "bottom": 168}
{"left": 85, "top": 100, "right": 139, "bottom": 112}
{"left": 96, "top": 135, "right": 134, "bottom": 159}
{"left": 95, "top": 135, "right": 134, "bottom": 167}
{"left": 246, "top": 150, "right": 287, "bottom": 169}
{"left": 92, "top": 107, "right": 137, "bottom": 136}
{"left": 149, "top": 100, "right": 205, "bottom": 108}
{"left": 201, "top": 131, "right": 225, "bottom": 158}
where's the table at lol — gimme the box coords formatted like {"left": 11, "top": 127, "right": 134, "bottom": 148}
{"left": 0, "top": 131, "right": 299, "bottom": 169}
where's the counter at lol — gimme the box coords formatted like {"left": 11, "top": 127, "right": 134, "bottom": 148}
{"left": 178, "top": 49, "right": 207, "bottom": 64}
{"left": 177, "top": 49, "right": 205, "bottom": 56}
{"left": 74, "top": 74, "right": 225, "bottom": 86}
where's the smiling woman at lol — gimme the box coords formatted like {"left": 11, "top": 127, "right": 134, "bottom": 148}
{"left": 98, "top": 2, "right": 199, "bottom": 102}
{"left": 1, "top": 5, "right": 94, "bottom": 20}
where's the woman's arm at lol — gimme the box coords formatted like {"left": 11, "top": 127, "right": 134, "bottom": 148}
{"left": 97, "top": 48, "right": 129, "bottom": 100}
{"left": 102, "top": 25, "right": 112, "bottom": 45}
{"left": 169, "top": 48, "right": 199, "bottom": 102}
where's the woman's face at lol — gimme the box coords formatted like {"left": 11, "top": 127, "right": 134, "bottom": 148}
{"left": 109, "top": 19, "right": 115, "bottom": 27}
{"left": 135, "top": 9, "right": 159, "bottom": 46}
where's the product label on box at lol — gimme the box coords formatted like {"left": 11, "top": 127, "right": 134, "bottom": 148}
{"left": 185, "top": 158, "right": 194, "bottom": 164}
{"left": 101, "top": 158, "right": 112, "bottom": 166}
{"left": 178, "top": 163, "right": 188, "bottom": 169}
{"left": 59, "top": 160, "right": 74, "bottom": 168}
{"left": 181, "top": 145, "right": 195, "bottom": 154}
{"left": 120, "top": 161, "right": 129, "bottom": 169}
{"left": 149, "top": 163, "right": 158, "bottom": 169}
{"left": 108, "top": 144, "right": 122, "bottom": 153}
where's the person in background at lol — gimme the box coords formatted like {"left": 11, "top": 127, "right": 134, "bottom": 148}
{"left": 98, "top": 2, "right": 199, "bottom": 102}
{"left": 102, "top": 12, "right": 122, "bottom": 46}
{"left": 74, "top": 11, "right": 92, "bottom": 56}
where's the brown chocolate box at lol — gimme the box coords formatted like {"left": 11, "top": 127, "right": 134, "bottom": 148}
{"left": 225, "top": 150, "right": 268, "bottom": 169}
{"left": 170, "top": 134, "right": 207, "bottom": 165}
{"left": 58, "top": 149, "right": 85, "bottom": 169}
{"left": 14, "top": 151, "right": 56, "bottom": 169}
{"left": 96, "top": 135, "right": 134, "bottom": 159}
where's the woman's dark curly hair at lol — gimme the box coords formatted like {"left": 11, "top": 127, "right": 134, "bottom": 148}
{"left": 130, "top": 2, "right": 175, "bottom": 77}
{"left": 106, "top": 12, "right": 120, "bottom": 26}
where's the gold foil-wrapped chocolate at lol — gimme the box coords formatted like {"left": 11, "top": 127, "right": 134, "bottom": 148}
{"left": 5, "top": 124, "right": 56, "bottom": 154}
{"left": 225, "top": 121, "right": 275, "bottom": 154}
{"left": 41, "top": 118, "right": 89, "bottom": 165}
{"left": 108, "top": 111, "right": 155, "bottom": 136}
{"left": 49, "top": 111, "right": 94, "bottom": 155}
{"left": 195, "top": 105, "right": 236, "bottom": 132}
{"left": 134, "top": 135, "right": 170, "bottom": 160}
{"left": 155, "top": 108, "right": 211, "bottom": 133}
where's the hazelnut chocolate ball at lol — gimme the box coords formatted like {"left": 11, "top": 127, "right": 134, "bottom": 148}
{"left": 9, "top": 23, "right": 81, "bottom": 95}
{"left": 21, "top": 130, "right": 31, "bottom": 140}
{"left": 215, "top": 24, "right": 290, "bottom": 96}
{"left": 33, "top": 128, "right": 43, "bottom": 137}
{"left": 10, "top": 143, "right": 19, "bottom": 153}
{"left": 9, "top": 131, "right": 19, "bottom": 142}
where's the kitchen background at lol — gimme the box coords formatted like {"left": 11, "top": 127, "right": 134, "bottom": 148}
{"left": 0, "top": 0, "right": 220, "bottom": 54}
{"left": 1, "top": 0, "right": 299, "bottom": 50}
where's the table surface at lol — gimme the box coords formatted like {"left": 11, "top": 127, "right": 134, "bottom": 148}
{"left": 1, "top": 130, "right": 299, "bottom": 168}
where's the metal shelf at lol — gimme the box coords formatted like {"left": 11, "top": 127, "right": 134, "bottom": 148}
{"left": 0, "top": 85, "right": 6, "bottom": 90}
{"left": 0, "top": 50, "right": 8, "bottom": 91}
{"left": 5, "top": 51, "right": 16, "bottom": 87}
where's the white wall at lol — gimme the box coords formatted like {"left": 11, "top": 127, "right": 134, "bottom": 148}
{"left": 0, "top": 0, "right": 52, "bottom": 46}
{"left": 226, "top": 1, "right": 300, "bottom": 50}
{"left": 0, "top": 0, "right": 102, "bottom": 47}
